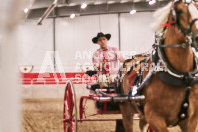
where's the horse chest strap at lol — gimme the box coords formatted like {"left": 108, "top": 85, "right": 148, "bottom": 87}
{"left": 174, "top": 86, "right": 191, "bottom": 126}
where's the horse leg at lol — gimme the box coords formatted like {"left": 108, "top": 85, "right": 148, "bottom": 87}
{"left": 139, "top": 115, "right": 148, "bottom": 132}
{"left": 146, "top": 114, "right": 169, "bottom": 132}
{"left": 178, "top": 120, "right": 188, "bottom": 132}
{"left": 120, "top": 101, "right": 135, "bottom": 132}
{"left": 186, "top": 112, "right": 198, "bottom": 132}
{"left": 178, "top": 116, "right": 198, "bottom": 132}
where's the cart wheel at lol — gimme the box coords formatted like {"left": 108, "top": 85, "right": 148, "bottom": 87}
{"left": 63, "top": 80, "right": 78, "bottom": 132}
{"left": 147, "top": 126, "right": 154, "bottom": 132}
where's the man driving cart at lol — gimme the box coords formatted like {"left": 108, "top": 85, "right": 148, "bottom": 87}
{"left": 92, "top": 32, "right": 125, "bottom": 88}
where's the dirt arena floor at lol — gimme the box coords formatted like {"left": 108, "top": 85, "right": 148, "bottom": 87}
{"left": 21, "top": 98, "right": 197, "bottom": 132}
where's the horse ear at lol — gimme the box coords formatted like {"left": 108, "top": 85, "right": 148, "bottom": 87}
{"left": 172, "top": 0, "right": 182, "bottom": 3}
{"left": 172, "top": 0, "right": 183, "bottom": 5}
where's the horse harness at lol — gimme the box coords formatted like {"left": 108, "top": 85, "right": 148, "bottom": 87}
{"left": 117, "top": 0, "right": 198, "bottom": 126}
{"left": 116, "top": 40, "right": 198, "bottom": 127}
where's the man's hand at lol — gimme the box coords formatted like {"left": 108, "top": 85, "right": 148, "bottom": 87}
{"left": 94, "top": 60, "right": 106, "bottom": 71}
{"left": 102, "top": 60, "right": 106, "bottom": 68}
{"left": 120, "top": 57, "right": 126, "bottom": 63}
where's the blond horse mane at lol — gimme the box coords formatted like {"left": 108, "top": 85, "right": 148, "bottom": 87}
{"left": 150, "top": 2, "right": 172, "bottom": 33}
{"left": 189, "top": 2, "right": 198, "bottom": 29}
{"left": 150, "top": 1, "right": 198, "bottom": 33}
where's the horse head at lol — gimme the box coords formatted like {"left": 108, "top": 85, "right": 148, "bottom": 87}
{"left": 171, "top": 0, "right": 198, "bottom": 49}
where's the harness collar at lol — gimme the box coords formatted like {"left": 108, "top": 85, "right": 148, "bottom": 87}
{"left": 156, "top": 41, "right": 198, "bottom": 78}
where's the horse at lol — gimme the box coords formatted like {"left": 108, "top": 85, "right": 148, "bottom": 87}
{"left": 119, "top": 0, "right": 198, "bottom": 131}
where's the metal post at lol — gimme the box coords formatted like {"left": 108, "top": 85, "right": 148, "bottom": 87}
{"left": 37, "top": 0, "right": 57, "bottom": 25}
{"left": 53, "top": 18, "right": 56, "bottom": 71}
{"left": 118, "top": 13, "right": 121, "bottom": 50}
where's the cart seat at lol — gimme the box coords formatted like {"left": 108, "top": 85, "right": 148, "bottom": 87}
{"left": 85, "top": 70, "right": 97, "bottom": 76}
{"left": 87, "top": 83, "right": 100, "bottom": 90}
{"left": 87, "top": 83, "right": 115, "bottom": 91}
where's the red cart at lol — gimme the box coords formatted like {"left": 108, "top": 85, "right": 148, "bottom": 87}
{"left": 63, "top": 74, "right": 154, "bottom": 132}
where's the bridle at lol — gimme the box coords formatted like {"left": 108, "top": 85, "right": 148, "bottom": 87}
{"left": 154, "top": 0, "right": 198, "bottom": 48}
{"left": 172, "top": 0, "right": 198, "bottom": 34}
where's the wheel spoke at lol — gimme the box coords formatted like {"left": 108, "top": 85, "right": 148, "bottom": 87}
{"left": 63, "top": 80, "right": 78, "bottom": 132}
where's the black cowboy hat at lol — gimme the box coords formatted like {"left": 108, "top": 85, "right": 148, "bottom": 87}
{"left": 92, "top": 32, "right": 111, "bottom": 44}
